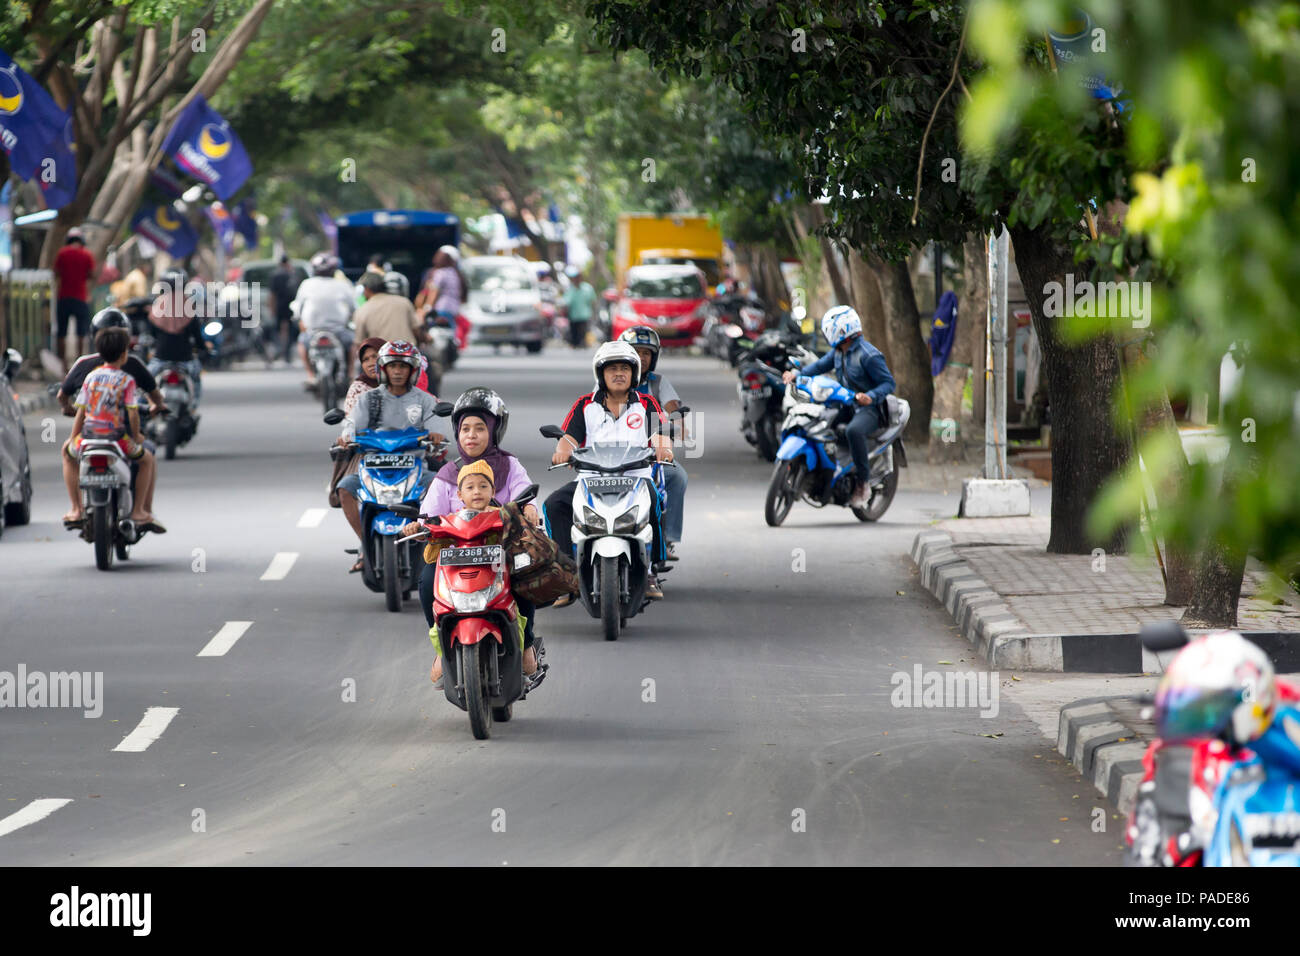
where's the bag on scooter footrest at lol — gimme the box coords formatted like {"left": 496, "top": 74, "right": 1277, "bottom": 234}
{"left": 498, "top": 502, "right": 579, "bottom": 605}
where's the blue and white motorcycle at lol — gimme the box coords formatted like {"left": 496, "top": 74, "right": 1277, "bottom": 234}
{"left": 763, "top": 373, "right": 909, "bottom": 526}
{"left": 326, "top": 411, "right": 446, "bottom": 612}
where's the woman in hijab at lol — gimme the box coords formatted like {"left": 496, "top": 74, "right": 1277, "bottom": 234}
{"left": 331, "top": 336, "right": 387, "bottom": 550}
{"left": 405, "top": 388, "right": 544, "bottom": 687}
{"left": 343, "top": 337, "right": 386, "bottom": 414}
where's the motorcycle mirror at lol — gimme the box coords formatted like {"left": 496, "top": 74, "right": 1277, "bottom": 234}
{"left": 322, "top": 408, "right": 345, "bottom": 425}
{"left": 670, "top": 405, "right": 691, "bottom": 417}
{"left": 1138, "top": 620, "right": 1189, "bottom": 652}
{"left": 539, "top": 424, "right": 565, "bottom": 439}
{"left": 434, "top": 401, "right": 454, "bottom": 417}
{"left": 388, "top": 503, "right": 420, "bottom": 518}
{"left": 513, "top": 483, "right": 540, "bottom": 506}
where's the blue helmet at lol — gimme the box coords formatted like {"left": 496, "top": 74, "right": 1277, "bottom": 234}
{"left": 821, "top": 305, "right": 862, "bottom": 349}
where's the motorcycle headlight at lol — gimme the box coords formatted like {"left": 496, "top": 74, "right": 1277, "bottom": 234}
{"left": 613, "top": 506, "right": 646, "bottom": 533}
{"left": 581, "top": 505, "right": 607, "bottom": 532}
{"left": 363, "top": 471, "right": 415, "bottom": 504}
{"left": 450, "top": 572, "right": 505, "bottom": 613}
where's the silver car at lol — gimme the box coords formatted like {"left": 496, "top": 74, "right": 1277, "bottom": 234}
{"left": 0, "top": 349, "right": 34, "bottom": 535}
{"left": 460, "top": 256, "right": 547, "bottom": 353}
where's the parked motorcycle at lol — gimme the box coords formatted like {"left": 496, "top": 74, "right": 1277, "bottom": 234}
{"left": 73, "top": 419, "right": 156, "bottom": 570}
{"left": 764, "top": 373, "right": 909, "bottom": 526}
{"left": 308, "top": 330, "right": 349, "bottom": 413}
{"left": 1126, "top": 620, "right": 1300, "bottom": 867}
{"left": 395, "top": 483, "right": 541, "bottom": 739}
{"left": 146, "top": 361, "right": 199, "bottom": 460}
{"left": 540, "top": 427, "right": 676, "bottom": 642}
{"left": 738, "top": 330, "right": 817, "bottom": 461}
{"left": 324, "top": 409, "right": 445, "bottom": 611}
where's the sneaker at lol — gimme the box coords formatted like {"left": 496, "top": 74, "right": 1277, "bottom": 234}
{"left": 850, "top": 480, "right": 872, "bottom": 509}
{"left": 646, "top": 575, "right": 664, "bottom": 600}
{"left": 666, "top": 542, "right": 680, "bottom": 561}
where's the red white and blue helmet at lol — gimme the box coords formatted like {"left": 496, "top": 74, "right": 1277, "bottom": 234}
{"left": 377, "top": 340, "right": 421, "bottom": 384}
{"left": 1155, "top": 631, "right": 1278, "bottom": 747}
{"left": 821, "top": 305, "right": 862, "bottom": 349}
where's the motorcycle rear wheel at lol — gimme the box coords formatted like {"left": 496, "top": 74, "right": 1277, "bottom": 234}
{"left": 600, "top": 555, "right": 621, "bottom": 642}
{"left": 164, "top": 418, "right": 180, "bottom": 460}
{"left": 755, "top": 416, "right": 779, "bottom": 462}
{"left": 320, "top": 374, "right": 336, "bottom": 414}
{"left": 852, "top": 452, "right": 900, "bottom": 522}
{"left": 462, "top": 643, "right": 493, "bottom": 740}
{"left": 764, "top": 460, "right": 802, "bottom": 527}
{"left": 93, "top": 503, "right": 114, "bottom": 570}
{"left": 492, "top": 704, "right": 513, "bottom": 722}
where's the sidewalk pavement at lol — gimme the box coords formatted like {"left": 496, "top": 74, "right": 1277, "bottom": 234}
{"left": 912, "top": 515, "right": 1300, "bottom": 673}
{"left": 11, "top": 377, "right": 57, "bottom": 415}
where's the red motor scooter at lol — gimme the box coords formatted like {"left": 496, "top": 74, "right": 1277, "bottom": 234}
{"left": 406, "top": 483, "right": 539, "bottom": 740}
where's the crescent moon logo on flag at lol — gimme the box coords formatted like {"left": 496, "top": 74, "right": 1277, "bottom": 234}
{"left": 199, "top": 123, "right": 232, "bottom": 160}
{"left": 0, "top": 67, "right": 23, "bottom": 115}
{"left": 155, "top": 206, "right": 182, "bottom": 231}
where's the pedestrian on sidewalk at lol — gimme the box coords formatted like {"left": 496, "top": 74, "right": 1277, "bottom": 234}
{"left": 53, "top": 228, "right": 97, "bottom": 374}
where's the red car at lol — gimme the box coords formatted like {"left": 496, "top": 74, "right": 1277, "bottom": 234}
{"left": 611, "top": 264, "right": 711, "bottom": 346}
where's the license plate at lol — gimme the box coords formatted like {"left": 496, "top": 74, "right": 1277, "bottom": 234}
{"left": 583, "top": 477, "right": 636, "bottom": 492}
{"left": 365, "top": 454, "right": 415, "bottom": 468}
{"left": 80, "top": 472, "right": 119, "bottom": 486}
{"left": 439, "top": 545, "right": 503, "bottom": 567}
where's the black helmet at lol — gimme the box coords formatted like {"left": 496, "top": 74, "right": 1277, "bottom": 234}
{"left": 452, "top": 387, "right": 509, "bottom": 446}
{"left": 91, "top": 308, "right": 130, "bottom": 333}
{"left": 618, "top": 325, "right": 661, "bottom": 378}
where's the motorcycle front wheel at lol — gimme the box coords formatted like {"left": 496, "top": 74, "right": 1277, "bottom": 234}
{"left": 462, "top": 643, "right": 493, "bottom": 740}
{"left": 600, "top": 555, "right": 621, "bottom": 642}
{"left": 383, "top": 534, "right": 402, "bottom": 612}
{"left": 764, "top": 459, "right": 803, "bottom": 527}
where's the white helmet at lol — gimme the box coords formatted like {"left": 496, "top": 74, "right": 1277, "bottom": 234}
{"left": 822, "top": 305, "right": 862, "bottom": 348}
{"left": 437, "top": 244, "right": 460, "bottom": 263}
{"left": 592, "top": 340, "right": 641, "bottom": 389}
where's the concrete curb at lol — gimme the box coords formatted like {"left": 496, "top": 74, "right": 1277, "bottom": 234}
{"left": 1057, "top": 696, "right": 1147, "bottom": 815}
{"left": 16, "top": 386, "right": 56, "bottom": 416}
{"left": 910, "top": 530, "right": 1300, "bottom": 673}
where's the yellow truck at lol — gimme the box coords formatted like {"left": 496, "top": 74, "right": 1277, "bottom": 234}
{"left": 615, "top": 213, "right": 724, "bottom": 291}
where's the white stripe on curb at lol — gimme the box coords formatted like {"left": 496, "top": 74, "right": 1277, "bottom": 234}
{"left": 260, "top": 552, "right": 299, "bottom": 581}
{"left": 0, "top": 798, "right": 74, "bottom": 838}
{"left": 297, "top": 508, "right": 327, "bottom": 528}
{"left": 197, "top": 621, "right": 253, "bottom": 658}
{"left": 112, "top": 707, "right": 180, "bottom": 753}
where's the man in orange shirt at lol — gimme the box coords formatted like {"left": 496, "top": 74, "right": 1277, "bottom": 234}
{"left": 53, "top": 228, "right": 97, "bottom": 374}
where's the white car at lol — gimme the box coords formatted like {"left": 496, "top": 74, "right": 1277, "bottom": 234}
{"left": 460, "top": 256, "right": 547, "bottom": 353}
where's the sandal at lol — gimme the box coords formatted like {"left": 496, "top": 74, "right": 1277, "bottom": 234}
{"left": 62, "top": 514, "right": 85, "bottom": 528}
{"left": 349, "top": 559, "right": 364, "bottom": 573}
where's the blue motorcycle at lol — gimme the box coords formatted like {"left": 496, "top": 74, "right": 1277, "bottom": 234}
{"left": 763, "top": 373, "right": 909, "bottom": 526}
{"left": 326, "top": 416, "right": 445, "bottom": 612}
{"left": 1205, "top": 710, "right": 1300, "bottom": 866}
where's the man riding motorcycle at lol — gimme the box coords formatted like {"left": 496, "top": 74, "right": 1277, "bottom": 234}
{"left": 619, "top": 325, "right": 687, "bottom": 561}
{"left": 544, "top": 340, "right": 674, "bottom": 601}
{"left": 147, "top": 269, "right": 209, "bottom": 407}
{"left": 782, "top": 306, "right": 896, "bottom": 509}
{"left": 294, "top": 251, "right": 356, "bottom": 385}
{"left": 335, "top": 340, "right": 444, "bottom": 570}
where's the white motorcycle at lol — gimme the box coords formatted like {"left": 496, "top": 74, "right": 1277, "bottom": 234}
{"left": 541, "top": 431, "right": 675, "bottom": 642}
{"left": 75, "top": 425, "right": 154, "bottom": 570}
{"left": 306, "top": 328, "right": 347, "bottom": 413}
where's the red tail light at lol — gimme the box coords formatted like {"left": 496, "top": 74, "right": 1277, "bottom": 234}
{"left": 88, "top": 455, "right": 110, "bottom": 470}
{"left": 743, "top": 371, "right": 763, "bottom": 390}
{"left": 163, "top": 371, "right": 183, "bottom": 385}
{"left": 315, "top": 335, "right": 332, "bottom": 347}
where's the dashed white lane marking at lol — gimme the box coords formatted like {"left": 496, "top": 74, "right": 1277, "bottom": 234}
{"left": 297, "top": 508, "right": 327, "bottom": 528}
{"left": 0, "top": 798, "right": 74, "bottom": 838}
{"left": 112, "top": 707, "right": 180, "bottom": 753}
{"left": 260, "top": 551, "right": 299, "bottom": 581}
{"left": 197, "top": 621, "right": 253, "bottom": 658}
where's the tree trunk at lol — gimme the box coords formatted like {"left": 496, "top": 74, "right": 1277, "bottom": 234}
{"left": 1010, "top": 223, "right": 1131, "bottom": 554}
{"left": 867, "top": 254, "right": 932, "bottom": 446}
{"left": 929, "top": 250, "right": 974, "bottom": 463}
{"left": 806, "top": 203, "right": 850, "bottom": 306}
{"left": 846, "top": 250, "right": 889, "bottom": 356}
{"left": 785, "top": 205, "right": 832, "bottom": 324}
{"left": 960, "top": 233, "right": 988, "bottom": 427}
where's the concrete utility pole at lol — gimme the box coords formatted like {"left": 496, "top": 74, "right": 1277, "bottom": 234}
{"left": 958, "top": 225, "right": 1029, "bottom": 518}
{"left": 985, "top": 227, "right": 1010, "bottom": 479}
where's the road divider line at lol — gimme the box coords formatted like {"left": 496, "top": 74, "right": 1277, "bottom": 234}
{"left": 112, "top": 707, "right": 180, "bottom": 753}
{"left": 260, "top": 552, "right": 299, "bottom": 581}
{"left": 0, "top": 798, "right": 74, "bottom": 838}
{"left": 297, "top": 508, "right": 327, "bottom": 528}
{"left": 197, "top": 621, "right": 253, "bottom": 658}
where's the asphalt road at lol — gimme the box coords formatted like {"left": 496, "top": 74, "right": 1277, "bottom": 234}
{"left": 0, "top": 345, "right": 1123, "bottom": 865}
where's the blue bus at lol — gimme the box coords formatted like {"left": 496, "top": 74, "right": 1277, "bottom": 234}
{"left": 335, "top": 210, "right": 460, "bottom": 298}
